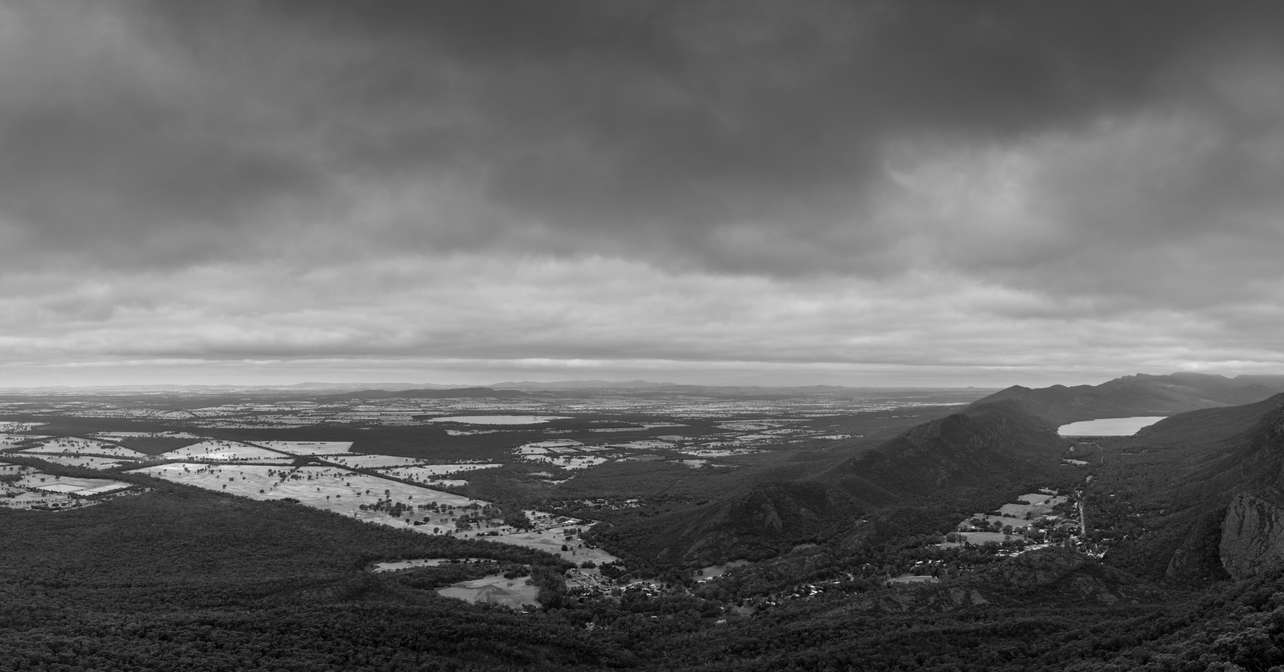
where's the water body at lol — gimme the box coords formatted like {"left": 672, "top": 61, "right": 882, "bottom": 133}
{"left": 1057, "top": 416, "right": 1166, "bottom": 437}
{"left": 426, "top": 415, "right": 569, "bottom": 425}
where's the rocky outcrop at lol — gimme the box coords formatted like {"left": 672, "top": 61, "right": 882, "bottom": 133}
{"left": 1220, "top": 493, "right": 1284, "bottom": 579}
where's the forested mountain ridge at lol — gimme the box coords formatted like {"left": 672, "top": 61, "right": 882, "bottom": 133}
{"left": 824, "top": 400, "right": 1063, "bottom": 504}
{"left": 975, "top": 372, "right": 1284, "bottom": 425}
{"left": 596, "top": 402, "right": 1067, "bottom": 566}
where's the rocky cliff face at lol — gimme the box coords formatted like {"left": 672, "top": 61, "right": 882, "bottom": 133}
{"left": 1220, "top": 494, "right": 1284, "bottom": 579}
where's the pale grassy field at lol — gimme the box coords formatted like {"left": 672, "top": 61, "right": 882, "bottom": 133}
{"left": 370, "top": 557, "right": 492, "bottom": 572}
{"left": 0, "top": 422, "right": 45, "bottom": 432}
{"left": 681, "top": 448, "right": 758, "bottom": 457}
{"left": 21, "top": 455, "right": 135, "bottom": 470}
{"left": 324, "top": 454, "right": 424, "bottom": 469}
{"left": 437, "top": 574, "right": 540, "bottom": 609}
{"left": 126, "top": 438, "right": 622, "bottom": 567}
{"left": 976, "top": 514, "right": 1034, "bottom": 530}
{"left": 427, "top": 415, "right": 568, "bottom": 425}
{"left": 159, "top": 440, "right": 292, "bottom": 462}
{"left": 887, "top": 574, "right": 940, "bottom": 585}
{"left": 607, "top": 440, "right": 675, "bottom": 451}
{"left": 254, "top": 440, "right": 354, "bottom": 455}
{"left": 523, "top": 454, "right": 608, "bottom": 471}
{"left": 516, "top": 440, "right": 583, "bottom": 451}
{"left": 459, "top": 510, "right": 621, "bottom": 564}
{"left": 696, "top": 559, "right": 751, "bottom": 581}
{"left": 131, "top": 463, "right": 488, "bottom": 533}
{"left": 92, "top": 431, "right": 202, "bottom": 440}
{"left": 956, "top": 531, "right": 1015, "bottom": 545}
{"left": 0, "top": 485, "right": 80, "bottom": 510}
{"left": 17, "top": 473, "right": 134, "bottom": 496}
{"left": 422, "top": 478, "right": 469, "bottom": 488}
{"left": 1017, "top": 493, "right": 1064, "bottom": 506}
{"left": 23, "top": 437, "right": 147, "bottom": 460}
{"left": 0, "top": 433, "right": 45, "bottom": 449}
{"left": 0, "top": 465, "right": 137, "bottom": 509}
{"left": 376, "top": 464, "right": 502, "bottom": 483}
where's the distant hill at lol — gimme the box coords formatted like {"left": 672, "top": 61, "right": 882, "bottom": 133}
{"left": 491, "top": 380, "right": 995, "bottom": 401}
{"left": 317, "top": 387, "right": 531, "bottom": 401}
{"left": 598, "top": 401, "right": 1065, "bottom": 566}
{"left": 1233, "top": 374, "right": 1284, "bottom": 388}
{"left": 974, "top": 372, "right": 1284, "bottom": 425}
{"left": 491, "top": 379, "right": 674, "bottom": 391}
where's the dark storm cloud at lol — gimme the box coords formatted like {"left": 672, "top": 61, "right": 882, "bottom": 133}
{"left": 3, "top": 0, "right": 1282, "bottom": 274}
{"left": 3, "top": 1, "right": 1284, "bottom": 384}
{"left": 240, "top": 0, "right": 1284, "bottom": 274}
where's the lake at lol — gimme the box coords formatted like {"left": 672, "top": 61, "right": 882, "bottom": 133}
{"left": 426, "top": 415, "right": 569, "bottom": 425}
{"left": 1057, "top": 416, "right": 1166, "bottom": 437}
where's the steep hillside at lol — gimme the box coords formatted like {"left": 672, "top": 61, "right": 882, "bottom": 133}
{"left": 824, "top": 400, "right": 1064, "bottom": 504}
{"left": 1148, "top": 394, "right": 1284, "bottom": 507}
{"left": 595, "top": 402, "right": 1066, "bottom": 566}
{"left": 1105, "top": 394, "right": 1284, "bottom": 582}
{"left": 1132, "top": 392, "right": 1284, "bottom": 448}
{"left": 976, "top": 372, "right": 1283, "bottom": 425}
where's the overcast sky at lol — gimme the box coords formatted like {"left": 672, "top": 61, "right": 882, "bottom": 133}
{"left": 2, "top": 1, "right": 1283, "bottom": 388}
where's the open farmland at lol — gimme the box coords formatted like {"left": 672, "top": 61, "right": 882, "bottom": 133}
{"left": 19, "top": 454, "right": 135, "bottom": 471}
{"left": 0, "top": 422, "right": 45, "bottom": 432}
{"left": 0, "top": 483, "right": 80, "bottom": 510}
{"left": 158, "top": 439, "right": 292, "bottom": 462}
{"left": 17, "top": 473, "right": 134, "bottom": 496}
{"left": 427, "top": 415, "right": 569, "bottom": 425}
{"left": 0, "top": 433, "right": 44, "bottom": 449}
{"left": 255, "top": 440, "right": 354, "bottom": 455}
{"left": 2, "top": 385, "right": 984, "bottom": 605}
{"left": 372, "top": 463, "right": 502, "bottom": 484}
{"left": 323, "top": 454, "right": 425, "bottom": 469}
{"left": 130, "top": 463, "right": 488, "bottom": 532}
{"left": 370, "top": 557, "right": 492, "bottom": 572}
{"left": 458, "top": 510, "right": 621, "bottom": 565}
{"left": 437, "top": 573, "right": 541, "bottom": 609}
{"left": 129, "top": 458, "right": 618, "bottom": 563}
{"left": 23, "top": 437, "right": 148, "bottom": 460}
{"left": 0, "top": 462, "right": 141, "bottom": 510}
{"left": 523, "top": 453, "right": 610, "bottom": 471}
{"left": 92, "top": 431, "right": 202, "bottom": 440}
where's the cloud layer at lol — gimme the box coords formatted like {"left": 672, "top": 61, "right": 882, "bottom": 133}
{"left": 2, "top": 1, "right": 1283, "bottom": 387}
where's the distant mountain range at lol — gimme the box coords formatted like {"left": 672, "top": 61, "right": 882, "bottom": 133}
{"left": 490, "top": 380, "right": 992, "bottom": 399}
{"left": 974, "top": 372, "right": 1284, "bottom": 425}
{"left": 316, "top": 386, "right": 532, "bottom": 401}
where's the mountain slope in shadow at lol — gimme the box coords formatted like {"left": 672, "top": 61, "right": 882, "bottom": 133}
{"left": 597, "top": 401, "right": 1065, "bottom": 566}
{"left": 1103, "top": 393, "right": 1284, "bottom": 582}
